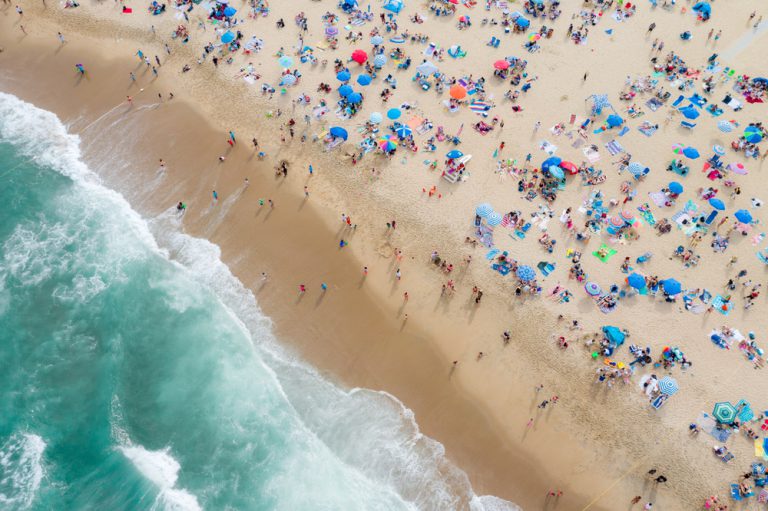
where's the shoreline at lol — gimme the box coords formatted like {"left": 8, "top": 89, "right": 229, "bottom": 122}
{"left": 3, "top": 1, "right": 768, "bottom": 509}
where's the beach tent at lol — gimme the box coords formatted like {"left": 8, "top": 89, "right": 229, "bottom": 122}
{"left": 329, "top": 126, "right": 348, "bottom": 140}
{"left": 220, "top": 31, "right": 236, "bottom": 44}
{"left": 383, "top": 0, "right": 404, "bottom": 13}
{"left": 416, "top": 60, "right": 439, "bottom": 75}
{"left": 602, "top": 326, "right": 626, "bottom": 347}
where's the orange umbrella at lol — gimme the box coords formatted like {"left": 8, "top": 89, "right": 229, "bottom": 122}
{"left": 449, "top": 84, "right": 467, "bottom": 99}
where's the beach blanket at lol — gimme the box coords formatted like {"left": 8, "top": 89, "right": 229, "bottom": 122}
{"left": 540, "top": 140, "right": 557, "bottom": 155}
{"left": 469, "top": 101, "right": 492, "bottom": 114}
{"left": 638, "top": 124, "right": 658, "bottom": 137}
{"left": 645, "top": 97, "right": 664, "bottom": 111}
{"left": 699, "top": 413, "right": 732, "bottom": 442}
{"left": 485, "top": 248, "right": 500, "bottom": 260}
{"left": 593, "top": 244, "right": 617, "bottom": 262}
{"left": 583, "top": 147, "right": 600, "bottom": 163}
{"left": 711, "top": 295, "right": 732, "bottom": 315}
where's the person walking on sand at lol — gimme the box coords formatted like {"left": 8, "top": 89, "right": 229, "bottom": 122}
{"left": 299, "top": 284, "right": 306, "bottom": 294}
{"left": 631, "top": 496, "right": 642, "bottom": 505}
{"left": 15, "top": 5, "right": 23, "bottom": 16}
{"left": 526, "top": 418, "right": 534, "bottom": 428}
{"left": 229, "top": 131, "right": 236, "bottom": 144}
{"left": 57, "top": 32, "right": 66, "bottom": 44}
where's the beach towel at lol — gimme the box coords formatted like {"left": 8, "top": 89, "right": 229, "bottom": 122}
{"left": 592, "top": 244, "right": 617, "bottom": 262}
{"left": 711, "top": 295, "right": 732, "bottom": 315}
{"left": 645, "top": 98, "right": 663, "bottom": 111}
{"left": 583, "top": 147, "right": 600, "bottom": 163}
{"left": 605, "top": 140, "right": 624, "bottom": 155}
{"left": 671, "top": 95, "right": 685, "bottom": 108}
{"left": 649, "top": 191, "right": 670, "bottom": 208}
{"left": 617, "top": 126, "right": 630, "bottom": 137}
{"left": 540, "top": 140, "right": 557, "bottom": 155}
{"left": 492, "top": 263, "right": 511, "bottom": 276}
{"left": 485, "top": 248, "right": 500, "bottom": 260}
{"left": 638, "top": 125, "right": 657, "bottom": 137}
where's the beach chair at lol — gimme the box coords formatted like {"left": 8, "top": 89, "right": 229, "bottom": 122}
{"left": 671, "top": 95, "right": 685, "bottom": 107}
{"left": 487, "top": 36, "right": 500, "bottom": 48}
{"left": 680, "top": 121, "right": 696, "bottom": 129}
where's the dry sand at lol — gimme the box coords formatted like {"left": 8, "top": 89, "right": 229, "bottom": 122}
{"left": 2, "top": 0, "right": 768, "bottom": 509}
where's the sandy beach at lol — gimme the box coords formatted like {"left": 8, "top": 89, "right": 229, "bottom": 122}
{"left": 2, "top": 0, "right": 768, "bottom": 509}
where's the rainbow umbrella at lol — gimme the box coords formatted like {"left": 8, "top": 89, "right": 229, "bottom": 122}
{"left": 378, "top": 136, "right": 397, "bottom": 152}
{"left": 529, "top": 33, "right": 541, "bottom": 42}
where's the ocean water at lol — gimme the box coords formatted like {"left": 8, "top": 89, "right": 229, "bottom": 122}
{"left": 0, "top": 91, "right": 520, "bottom": 511}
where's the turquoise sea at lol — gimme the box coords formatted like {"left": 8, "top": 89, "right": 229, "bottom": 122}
{"left": 0, "top": 92, "right": 518, "bottom": 511}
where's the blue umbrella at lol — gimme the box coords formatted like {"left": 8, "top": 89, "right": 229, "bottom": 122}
{"left": 709, "top": 198, "right": 725, "bottom": 210}
{"left": 356, "top": 74, "right": 372, "bottom": 86}
{"left": 515, "top": 16, "right": 530, "bottom": 28}
{"left": 712, "top": 145, "right": 726, "bottom": 156}
{"left": 658, "top": 376, "right": 679, "bottom": 396}
{"left": 682, "top": 147, "right": 700, "bottom": 159}
{"left": 606, "top": 114, "right": 624, "bottom": 127}
{"left": 712, "top": 401, "right": 737, "bottom": 424}
{"left": 394, "top": 125, "right": 412, "bottom": 139}
{"left": 336, "top": 70, "right": 351, "bottom": 82}
{"left": 627, "top": 273, "right": 645, "bottom": 289}
{"left": 387, "top": 108, "right": 401, "bottom": 120}
{"left": 548, "top": 166, "right": 565, "bottom": 180}
{"left": 541, "top": 156, "right": 562, "bottom": 169}
{"left": 446, "top": 149, "right": 463, "bottom": 159}
{"left": 662, "top": 278, "right": 682, "bottom": 295}
{"left": 668, "top": 181, "right": 683, "bottom": 194}
{"left": 371, "top": 35, "right": 384, "bottom": 45}
{"left": 220, "top": 31, "right": 236, "bottom": 44}
{"left": 602, "top": 326, "right": 626, "bottom": 346}
{"left": 329, "top": 126, "right": 348, "bottom": 140}
{"left": 717, "top": 120, "right": 734, "bottom": 133}
{"left": 278, "top": 55, "right": 293, "bottom": 68}
{"left": 223, "top": 6, "right": 236, "bottom": 16}
{"left": 373, "top": 54, "right": 387, "bottom": 68}
{"left": 746, "top": 132, "right": 763, "bottom": 144}
{"left": 369, "top": 112, "right": 383, "bottom": 124}
{"left": 279, "top": 74, "right": 297, "bottom": 86}
{"left": 627, "top": 162, "right": 648, "bottom": 177}
{"left": 338, "top": 84, "right": 353, "bottom": 97}
{"left": 486, "top": 212, "right": 503, "bottom": 227}
{"left": 735, "top": 209, "right": 753, "bottom": 224}
{"left": 346, "top": 92, "right": 363, "bottom": 104}
{"left": 475, "top": 203, "right": 493, "bottom": 218}
{"left": 516, "top": 265, "right": 536, "bottom": 282}
{"left": 692, "top": 1, "right": 711, "bottom": 16}
{"left": 680, "top": 106, "right": 700, "bottom": 120}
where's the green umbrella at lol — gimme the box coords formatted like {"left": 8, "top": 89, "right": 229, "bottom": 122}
{"left": 712, "top": 401, "right": 737, "bottom": 424}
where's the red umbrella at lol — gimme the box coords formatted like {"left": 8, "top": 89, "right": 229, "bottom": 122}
{"left": 559, "top": 161, "right": 578, "bottom": 174}
{"left": 493, "top": 60, "right": 510, "bottom": 70}
{"left": 449, "top": 84, "right": 467, "bottom": 99}
{"left": 351, "top": 49, "right": 368, "bottom": 64}
{"left": 447, "top": 0, "right": 459, "bottom": 3}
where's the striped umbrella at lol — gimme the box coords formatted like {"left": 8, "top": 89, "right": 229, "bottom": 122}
{"left": 717, "top": 120, "right": 734, "bottom": 133}
{"left": 394, "top": 125, "right": 412, "bottom": 139}
{"left": 628, "top": 162, "right": 645, "bottom": 176}
{"left": 486, "top": 212, "right": 503, "bottom": 227}
{"left": 657, "top": 376, "right": 679, "bottom": 396}
{"left": 713, "top": 145, "right": 726, "bottom": 156}
{"left": 610, "top": 216, "right": 625, "bottom": 228}
{"left": 516, "top": 265, "right": 536, "bottom": 282}
{"left": 584, "top": 281, "right": 602, "bottom": 296}
{"left": 620, "top": 210, "right": 635, "bottom": 223}
{"left": 712, "top": 401, "right": 737, "bottom": 424}
{"left": 475, "top": 203, "right": 493, "bottom": 218}
{"left": 279, "top": 74, "right": 297, "bottom": 86}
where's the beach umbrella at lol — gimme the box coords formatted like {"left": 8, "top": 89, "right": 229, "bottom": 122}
{"left": 356, "top": 74, "right": 372, "bottom": 86}
{"left": 745, "top": 132, "right": 763, "bottom": 144}
{"left": 278, "top": 55, "right": 293, "bottom": 68}
{"left": 712, "top": 401, "right": 737, "bottom": 424}
{"left": 620, "top": 210, "right": 635, "bottom": 223}
{"left": 627, "top": 273, "right": 645, "bottom": 289}
{"left": 220, "top": 31, "right": 236, "bottom": 44}
{"left": 486, "top": 212, "right": 503, "bottom": 227}
{"left": 449, "top": 84, "right": 467, "bottom": 99}
{"left": 627, "top": 162, "right": 646, "bottom": 176}
{"left": 329, "top": 126, "right": 348, "bottom": 140}
{"left": 351, "top": 49, "right": 368, "bottom": 64}
{"left": 559, "top": 161, "right": 578, "bottom": 174}
{"left": 371, "top": 35, "right": 384, "bottom": 45}
{"left": 662, "top": 278, "right": 682, "bottom": 295}
{"left": 387, "top": 108, "right": 401, "bottom": 120}
{"left": 717, "top": 120, "right": 734, "bottom": 133}
{"left": 446, "top": 149, "right": 463, "bottom": 159}
{"left": 680, "top": 106, "right": 700, "bottom": 120}
{"left": 369, "top": 112, "right": 383, "bottom": 124}
{"left": 475, "top": 203, "right": 493, "bottom": 218}
{"left": 692, "top": 1, "right": 711, "bottom": 16}
{"left": 668, "top": 181, "right": 683, "bottom": 195}
{"left": 584, "top": 281, "right": 602, "bottom": 296}
{"left": 515, "top": 16, "right": 530, "bottom": 28}
{"left": 346, "top": 92, "right": 363, "bottom": 104}
{"left": 606, "top": 114, "right": 624, "bottom": 128}
{"left": 709, "top": 198, "right": 725, "bottom": 210}
{"left": 325, "top": 26, "right": 339, "bottom": 37}
{"left": 378, "top": 136, "right": 397, "bottom": 152}
{"left": 728, "top": 162, "right": 747, "bottom": 175}
{"left": 516, "top": 265, "right": 536, "bottom": 282}
{"left": 394, "top": 124, "right": 412, "bottom": 139}
{"left": 735, "top": 209, "right": 753, "bottom": 224}
{"left": 683, "top": 147, "right": 700, "bottom": 159}
{"left": 658, "top": 376, "right": 679, "bottom": 396}
{"left": 609, "top": 216, "right": 625, "bottom": 228}
{"left": 336, "top": 70, "right": 351, "bottom": 81}
{"left": 548, "top": 166, "right": 565, "bottom": 180}
{"left": 223, "top": 6, "right": 236, "bottom": 16}
{"left": 373, "top": 54, "right": 387, "bottom": 68}
{"left": 713, "top": 145, "right": 726, "bottom": 156}
{"left": 416, "top": 61, "right": 439, "bottom": 75}
{"left": 338, "top": 84, "right": 353, "bottom": 97}
{"left": 528, "top": 33, "right": 541, "bottom": 42}
{"left": 541, "top": 156, "right": 562, "bottom": 170}
{"left": 602, "top": 326, "right": 626, "bottom": 346}
{"left": 493, "top": 60, "right": 510, "bottom": 70}
{"left": 279, "top": 74, "right": 297, "bottom": 86}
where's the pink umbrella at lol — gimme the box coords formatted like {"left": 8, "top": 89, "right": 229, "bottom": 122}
{"left": 493, "top": 60, "right": 510, "bottom": 70}
{"left": 610, "top": 217, "right": 625, "bottom": 227}
{"left": 351, "top": 49, "right": 368, "bottom": 64}
{"left": 620, "top": 210, "right": 635, "bottom": 222}
{"left": 728, "top": 162, "right": 748, "bottom": 175}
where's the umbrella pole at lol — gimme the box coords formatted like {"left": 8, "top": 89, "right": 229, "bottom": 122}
{"left": 579, "top": 457, "right": 646, "bottom": 511}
